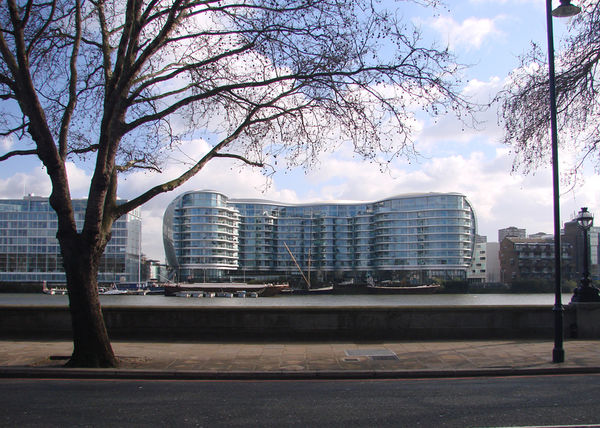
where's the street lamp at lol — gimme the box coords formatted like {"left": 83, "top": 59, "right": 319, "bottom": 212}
{"left": 571, "top": 207, "right": 600, "bottom": 303}
{"left": 546, "top": 0, "right": 581, "bottom": 364}
{"left": 552, "top": 0, "right": 581, "bottom": 17}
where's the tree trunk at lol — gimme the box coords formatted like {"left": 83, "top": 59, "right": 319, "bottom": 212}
{"left": 62, "top": 236, "right": 118, "bottom": 368}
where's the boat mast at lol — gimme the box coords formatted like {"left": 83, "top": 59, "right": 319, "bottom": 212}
{"left": 283, "top": 241, "right": 311, "bottom": 289}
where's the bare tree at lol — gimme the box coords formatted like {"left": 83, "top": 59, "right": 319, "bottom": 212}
{"left": 498, "top": 0, "right": 600, "bottom": 179}
{"left": 0, "top": 0, "right": 474, "bottom": 367}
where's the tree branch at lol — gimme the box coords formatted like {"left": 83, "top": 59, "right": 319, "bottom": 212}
{"left": 212, "top": 152, "right": 264, "bottom": 168}
{"left": 112, "top": 79, "right": 308, "bottom": 218}
{"left": 0, "top": 148, "right": 38, "bottom": 161}
{"left": 124, "top": 0, "right": 186, "bottom": 87}
{"left": 128, "top": 41, "right": 255, "bottom": 102}
{"left": 70, "top": 144, "right": 100, "bottom": 155}
{"left": 25, "top": 0, "right": 56, "bottom": 58}
{"left": 0, "top": 122, "right": 28, "bottom": 137}
{"left": 58, "top": 0, "right": 81, "bottom": 160}
{"left": 113, "top": 101, "right": 269, "bottom": 218}
{"left": 115, "top": 159, "right": 162, "bottom": 173}
{"left": 0, "top": 72, "right": 16, "bottom": 92}
{"left": 123, "top": 64, "right": 407, "bottom": 133}
{"left": 95, "top": 0, "right": 114, "bottom": 85}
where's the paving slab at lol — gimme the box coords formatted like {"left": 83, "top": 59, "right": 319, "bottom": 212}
{"left": 1, "top": 339, "right": 600, "bottom": 379}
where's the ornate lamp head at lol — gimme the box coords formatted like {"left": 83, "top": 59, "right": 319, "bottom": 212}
{"left": 552, "top": 0, "right": 581, "bottom": 18}
{"left": 576, "top": 207, "right": 594, "bottom": 231}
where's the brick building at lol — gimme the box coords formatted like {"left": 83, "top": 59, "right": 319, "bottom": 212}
{"left": 499, "top": 237, "right": 574, "bottom": 286}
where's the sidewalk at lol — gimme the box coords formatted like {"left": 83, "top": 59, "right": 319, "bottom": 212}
{"left": 1, "top": 339, "right": 600, "bottom": 380}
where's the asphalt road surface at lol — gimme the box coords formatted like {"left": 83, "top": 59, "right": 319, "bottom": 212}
{"left": 2, "top": 374, "right": 600, "bottom": 427}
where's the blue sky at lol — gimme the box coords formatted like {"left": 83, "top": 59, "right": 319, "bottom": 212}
{"left": 1, "top": 0, "right": 597, "bottom": 262}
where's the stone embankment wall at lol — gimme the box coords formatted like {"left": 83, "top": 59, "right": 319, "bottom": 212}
{"left": 3, "top": 304, "right": 598, "bottom": 340}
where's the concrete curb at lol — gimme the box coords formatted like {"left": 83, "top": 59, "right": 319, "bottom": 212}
{"left": 2, "top": 366, "right": 600, "bottom": 381}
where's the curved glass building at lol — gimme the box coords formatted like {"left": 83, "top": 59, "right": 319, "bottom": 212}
{"left": 163, "top": 190, "right": 477, "bottom": 284}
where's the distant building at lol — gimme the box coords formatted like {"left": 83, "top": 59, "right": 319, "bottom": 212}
{"left": 467, "top": 237, "right": 487, "bottom": 283}
{"left": 528, "top": 232, "right": 553, "bottom": 240}
{"left": 163, "top": 190, "right": 477, "bottom": 285}
{"left": 142, "top": 258, "right": 170, "bottom": 283}
{"left": 475, "top": 235, "right": 487, "bottom": 244}
{"left": 499, "top": 237, "right": 574, "bottom": 286}
{"left": 485, "top": 242, "right": 501, "bottom": 283}
{"left": 498, "top": 226, "right": 526, "bottom": 243}
{"left": 0, "top": 195, "right": 142, "bottom": 285}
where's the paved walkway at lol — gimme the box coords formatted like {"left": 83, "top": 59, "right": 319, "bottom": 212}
{"left": 2, "top": 339, "right": 600, "bottom": 379}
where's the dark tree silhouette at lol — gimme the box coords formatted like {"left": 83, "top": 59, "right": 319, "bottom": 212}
{"left": 0, "top": 0, "right": 474, "bottom": 367}
{"left": 498, "top": 0, "right": 600, "bottom": 179}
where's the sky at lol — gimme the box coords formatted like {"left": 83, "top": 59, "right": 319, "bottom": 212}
{"left": 0, "top": 0, "right": 597, "bottom": 262}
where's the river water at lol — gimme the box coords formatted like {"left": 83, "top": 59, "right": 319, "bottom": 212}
{"left": 0, "top": 293, "right": 558, "bottom": 307}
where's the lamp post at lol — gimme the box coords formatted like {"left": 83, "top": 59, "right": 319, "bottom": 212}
{"left": 546, "top": 0, "right": 581, "bottom": 364}
{"left": 571, "top": 207, "right": 600, "bottom": 303}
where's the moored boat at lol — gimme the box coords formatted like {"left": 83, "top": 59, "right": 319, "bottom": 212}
{"left": 41, "top": 282, "right": 67, "bottom": 295}
{"left": 99, "top": 285, "right": 128, "bottom": 295}
{"left": 292, "top": 284, "right": 334, "bottom": 295}
{"left": 366, "top": 283, "right": 440, "bottom": 294}
{"left": 43, "top": 287, "right": 68, "bottom": 295}
{"left": 364, "top": 276, "right": 441, "bottom": 294}
{"left": 164, "top": 282, "right": 290, "bottom": 297}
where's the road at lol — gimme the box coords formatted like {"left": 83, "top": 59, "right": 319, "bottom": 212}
{"left": 1, "top": 374, "right": 599, "bottom": 427}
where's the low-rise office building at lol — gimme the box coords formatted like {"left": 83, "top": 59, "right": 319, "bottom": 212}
{"left": 0, "top": 195, "right": 142, "bottom": 285}
{"left": 163, "top": 190, "right": 477, "bottom": 285}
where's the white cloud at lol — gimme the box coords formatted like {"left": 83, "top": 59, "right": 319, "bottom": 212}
{"left": 428, "top": 16, "right": 504, "bottom": 50}
{"left": 0, "top": 136, "right": 14, "bottom": 152}
{"left": 410, "top": 76, "right": 505, "bottom": 157}
{"left": 65, "top": 162, "right": 93, "bottom": 197}
{"left": 0, "top": 167, "right": 50, "bottom": 198}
